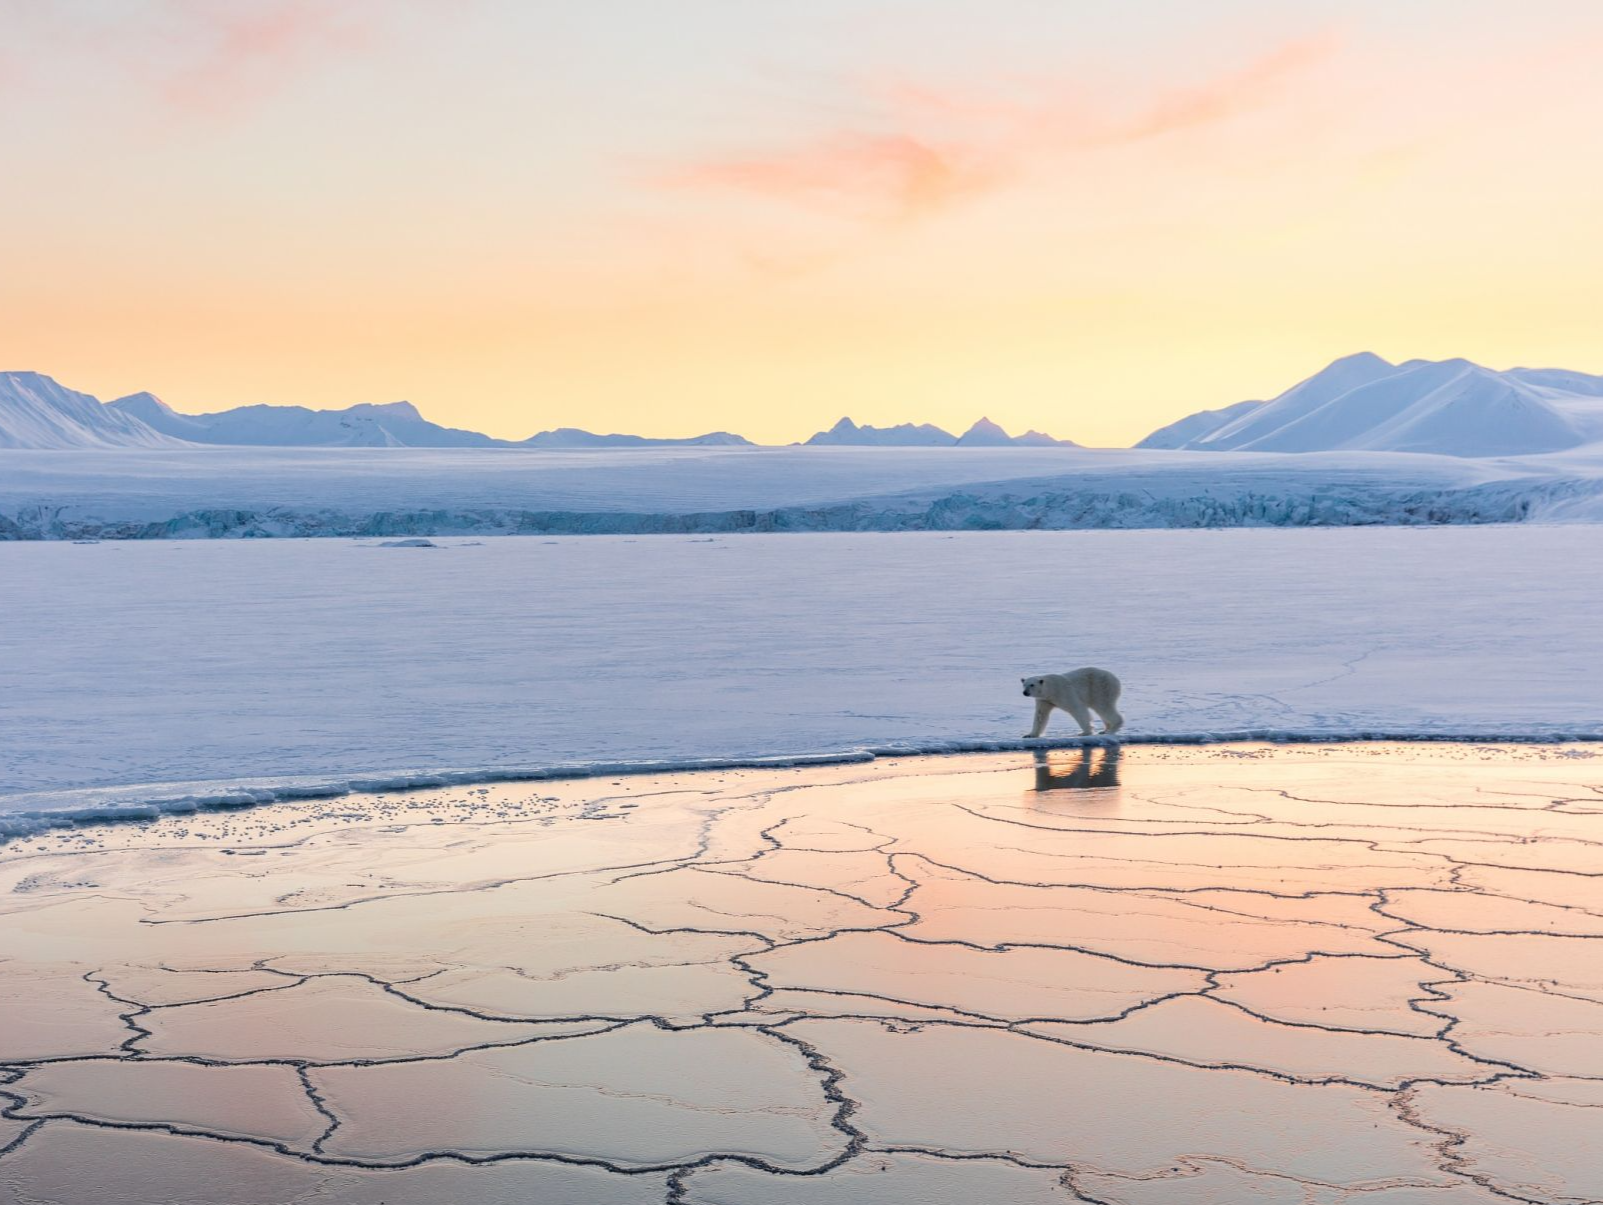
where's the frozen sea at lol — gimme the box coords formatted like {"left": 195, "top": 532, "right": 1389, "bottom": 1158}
{"left": 2, "top": 526, "right": 1601, "bottom": 838}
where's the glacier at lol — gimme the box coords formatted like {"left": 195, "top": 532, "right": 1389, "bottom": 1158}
{"left": 3, "top": 443, "right": 1602, "bottom": 540}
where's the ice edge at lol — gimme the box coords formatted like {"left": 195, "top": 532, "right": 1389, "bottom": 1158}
{"left": 4, "top": 729, "right": 1601, "bottom": 845}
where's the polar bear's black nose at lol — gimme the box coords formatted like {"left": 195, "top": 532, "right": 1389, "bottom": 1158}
{"left": 1021, "top": 688, "right": 1029, "bottom": 696}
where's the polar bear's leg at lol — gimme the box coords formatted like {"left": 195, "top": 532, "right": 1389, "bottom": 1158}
{"left": 1060, "top": 699, "right": 1094, "bottom": 736}
{"left": 1093, "top": 672, "right": 1124, "bottom": 734}
{"left": 1024, "top": 699, "right": 1054, "bottom": 738}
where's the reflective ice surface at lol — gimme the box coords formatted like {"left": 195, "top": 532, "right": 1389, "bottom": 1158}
{"left": 2, "top": 744, "right": 1601, "bottom": 1203}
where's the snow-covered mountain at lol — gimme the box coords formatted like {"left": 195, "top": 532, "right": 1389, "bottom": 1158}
{"left": 1141, "top": 354, "right": 1603, "bottom": 457}
{"left": 806, "top": 416, "right": 1075, "bottom": 447}
{"left": 520, "top": 427, "right": 752, "bottom": 448}
{"left": 805, "top": 417, "right": 957, "bottom": 446}
{"left": 954, "top": 417, "right": 1077, "bottom": 447}
{"left": 1506, "top": 367, "right": 1603, "bottom": 396}
{"left": 1136, "top": 399, "right": 1264, "bottom": 450}
{"left": 6, "top": 377, "right": 753, "bottom": 449}
{"left": 0, "top": 372, "right": 193, "bottom": 449}
{"left": 110, "top": 393, "right": 500, "bottom": 448}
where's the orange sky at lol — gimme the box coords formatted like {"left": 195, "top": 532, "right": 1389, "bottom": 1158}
{"left": 3, "top": 1, "right": 1602, "bottom": 445}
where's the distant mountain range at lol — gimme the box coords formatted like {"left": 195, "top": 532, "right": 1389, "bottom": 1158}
{"left": 1139, "top": 353, "right": 1603, "bottom": 456}
{"left": 110, "top": 390, "right": 753, "bottom": 449}
{"left": 0, "top": 373, "right": 752, "bottom": 450}
{"left": 109, "top": 393, "right": 503, "bottom": 448}
{"left": 804, "top": 416, "right": 1077, "bottom": 447}
{"left": 0, "top": 373, "right": 1080, "bottom": 451}
{"left": 8, "top": 357, "right": 1603, "bottom": 456}
{"left": 519, "top": 427, "right": 750, "bottom": 448}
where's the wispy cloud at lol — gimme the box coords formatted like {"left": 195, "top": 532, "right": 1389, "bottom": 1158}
{"left": 661, "top": 33, "right": 1339, "bottom": 225}
{"left": 0, "top": 0, "right": 422, "bottom": 118}
{"left": 150, "top": 0, "right": 379, "bottom": 115}
{"left": 665, "top": 132, "right": 1004, "bottom": 225}
{"left": 1110, "top": 34, "right": 1335, "bottom": 143}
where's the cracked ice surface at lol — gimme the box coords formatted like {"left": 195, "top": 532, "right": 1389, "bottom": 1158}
{"left": 2, "top": 744, "right": 1602, "bottom": 1203}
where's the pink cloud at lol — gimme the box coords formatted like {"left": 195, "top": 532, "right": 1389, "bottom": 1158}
{"left": 666, "top": 131, "right": 1005, "bottom": 224}
{"left": 0, "top": 0, "right": 422, "bottom": 118}
{"left": 150, "top": 0, "right": 379, "bottom": 115}
{"left": 662, "top": 33, "right": 1339, "bottom": 224}
{"left": 1112, "top": 34, "right": 1337, "bottom": 143}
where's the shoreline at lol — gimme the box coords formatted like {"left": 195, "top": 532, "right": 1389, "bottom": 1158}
{"left": 6, "top": 729, "right": 1603, "bottom": 846}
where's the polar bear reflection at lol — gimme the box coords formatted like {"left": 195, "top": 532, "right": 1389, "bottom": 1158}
{"left": 1032, "top": 746, "right": 1121, "bottom": 793}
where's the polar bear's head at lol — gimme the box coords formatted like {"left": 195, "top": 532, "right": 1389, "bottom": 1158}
{"left": 1021, "top": 676, "right": 1047, "bottom": 698}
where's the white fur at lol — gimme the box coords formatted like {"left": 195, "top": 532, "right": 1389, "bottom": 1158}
{"left": 1021, "top": 667, "right": 1123, "bottom": 737}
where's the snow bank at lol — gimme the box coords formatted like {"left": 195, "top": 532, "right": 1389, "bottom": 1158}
{"left": 3, "top": 528, "right": 1601, "bottom": 841}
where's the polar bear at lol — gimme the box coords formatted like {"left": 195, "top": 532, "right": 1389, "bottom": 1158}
{"left": 1022, "top": 667, "right": 1123, "bottom": 737}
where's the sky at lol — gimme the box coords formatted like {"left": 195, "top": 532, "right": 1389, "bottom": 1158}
{"left": 3, "top": 1, "right": 1603, "bottom": 447}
